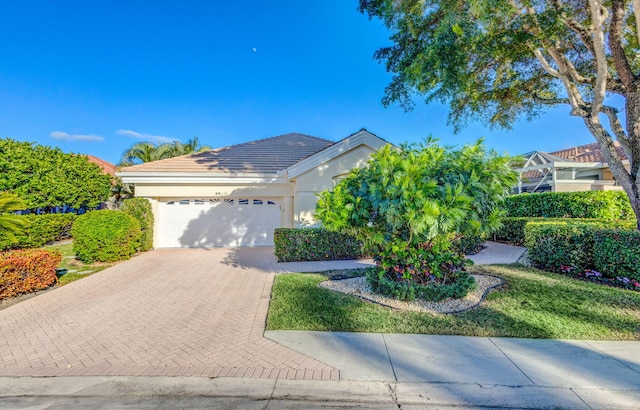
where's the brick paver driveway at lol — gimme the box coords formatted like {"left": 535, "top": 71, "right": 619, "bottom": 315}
{"left": 0, "top": 249, "right": 338, "bottom": 380}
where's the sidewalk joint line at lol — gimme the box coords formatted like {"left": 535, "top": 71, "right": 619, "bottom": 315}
{"left": 488, "top": 337, "right": 536, "bottom": 385}
{"left": 381, "top": 334, "right": 398, "bottom": 382}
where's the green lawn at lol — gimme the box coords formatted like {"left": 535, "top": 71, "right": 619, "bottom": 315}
{"left": 46, "top": 242, "right": 114, "bottom": 285}
{"left": 266, "top": 264, "right": 640, "bottom": 340}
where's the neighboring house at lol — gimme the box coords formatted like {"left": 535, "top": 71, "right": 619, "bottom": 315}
{"left": 516, "top": 141, "right": 629, "bottom": 193}
{"left": 117, "top": 129, "right": 388, "bottom": 248}
{"left": 86, "top": 155, "right": 117, "bottom": 177}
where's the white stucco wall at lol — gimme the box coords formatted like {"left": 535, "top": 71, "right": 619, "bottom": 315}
{"left": 292, "top": 145, "right": 375, "bottom": 227}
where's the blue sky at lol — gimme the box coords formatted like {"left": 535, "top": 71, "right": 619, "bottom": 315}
{"left": 0, "top": 1, "right": 600, "bottom": 165}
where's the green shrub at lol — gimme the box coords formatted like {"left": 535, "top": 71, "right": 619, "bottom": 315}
{"left": 71, "top": 211, "right": 141, "bottom": 263}
{"left": 594, "top": 230, "right": 640, "bottom": 282}
{"left": 0, "top": 249, "right": 61, "bottom": 300}
{"left": 121, "top": 198, "right": 154, "bottom": 252}
{"left": 494, "top": 217, "right": 635, "bottom": 246}
{"left": 274, "top": 228, "right": 365, "bottom": 262}
{"left": 452, "top": 234, "right": 486, "bottom": 255}
{"left": 524, "top": 221, "right": 605, "bottom": 273}
{"left": 505, "top": 191, "right": 633, "bottom": 220}
{"left": 365, "top": 267, "right": 477, "bottom": 302}
{"left": 0, "top": 213, "right": 77, "bottom": 251}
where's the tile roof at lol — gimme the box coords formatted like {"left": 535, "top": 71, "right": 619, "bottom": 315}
{"left": 520, "top": 141, "right": 627, "bottom": 180}
{"left": 119, "top": 133, "right": 335, "bottom": 174}
{"left": 547, "top": 141, "right": 628, "bottom": 163}
{"left": 86, "top": 155, "right": 116, "bottom": 176}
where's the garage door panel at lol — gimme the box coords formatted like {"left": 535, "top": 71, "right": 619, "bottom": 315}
{"left": 157, "top": 198, "right": 280, "bottom": 248}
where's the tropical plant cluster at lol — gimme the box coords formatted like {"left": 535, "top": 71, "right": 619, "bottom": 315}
{"left": 316, "top": 139, "right": 517, "bottom": 300}
{"left": 525, "top": 222, "right": 640, "bottom": 288}
{"left": 274, "top": 228, "right": 365, "bottom": 262}
{"left": 0, "top": 249, "right": 61, "bottom": 300}
{"left": 365, "top": 267, "right": 476, "bottom": 301}
{"left": 71, "top": 211, "right": 141, "bottom": 263}
{"left": 0, "top": 213, "right": 77, "bottom": 251}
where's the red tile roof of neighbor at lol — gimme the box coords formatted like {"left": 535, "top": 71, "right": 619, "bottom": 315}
{"left": 86, "top": 155, "right": 116, "bottom": 176}
{"left": 547, "top": 141, "right": 628, "bottom": 163}
{"left": 118, "top": 133, "right": 336, "bottom": 174}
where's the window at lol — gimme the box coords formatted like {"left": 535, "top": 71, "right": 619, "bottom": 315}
{"left": 179, "top": 199, "right": 189, "bottom": 205}
{"left": 224, "top": 199, "right": 235, "bottom": 205}
{"left": 253, "top": 199, "right": 263, "bottom": 205}
{"left": 194, "top": 199, "right": 204, "bottom": 205}
{"left": 239, "top": 199, "right": 249, "bottom": 205}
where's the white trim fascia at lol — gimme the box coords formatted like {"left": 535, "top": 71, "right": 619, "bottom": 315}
{"left": 516, "top": 161, "right": 603, "bottom": 172}
{"left": 117, "top": 172, "right": 286, "bottom": 184}
{"left": 287, "top": 130, "right": 388, "bottom": 179}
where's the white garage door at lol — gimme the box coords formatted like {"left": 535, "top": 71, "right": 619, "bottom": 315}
{"left": 157, "top": 198, "right": 281, "bottom": 248}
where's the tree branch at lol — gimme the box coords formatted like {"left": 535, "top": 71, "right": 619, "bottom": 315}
{"left": 610, "top": 0, "right": 636, "bottom": 89}
{"left": 588, "top": 0, "right": 609, "bottom": 117}
{"left": 634, "top": 0, "right": 640, "bottom": 46}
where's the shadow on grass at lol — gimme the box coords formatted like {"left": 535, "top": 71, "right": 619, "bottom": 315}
{"left": 267, "top": 268, "right": 640, "bottom": 339}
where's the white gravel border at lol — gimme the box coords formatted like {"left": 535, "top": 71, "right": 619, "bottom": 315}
{"left": 319, "top": 274, "right": 504, "bottom": 314}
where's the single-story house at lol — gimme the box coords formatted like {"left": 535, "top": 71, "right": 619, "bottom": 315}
{"left": 516, "top": 141, "right": 630, "bottom": 193}
{"left": 117, "top": 129, "right": 388, "bottom": 248}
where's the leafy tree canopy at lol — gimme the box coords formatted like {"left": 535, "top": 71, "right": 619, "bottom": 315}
{"left": 0, "top": 139, "right": 112, "bottom": 211}
{"left": 360, "top": 0, "right": 640, "bottom": 229}
{"left": 316, "top": 139, "right": 517, "bottom": 284}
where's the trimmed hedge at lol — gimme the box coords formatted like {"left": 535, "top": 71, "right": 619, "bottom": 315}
{"left": 365, "top": 267, "right": 477, "bottom": 302}
{"left": 121, "top": 198, "right": 154, "bottom": 252}
{"left": 0, "top": 249, "right": 61, "bottom": 300}
{"left": 274, "top": 228, "right": 365, "bottom": 262}
{"left": 71, "top": 211, "right": 141, "bottom": 263}
{"left": 0, "top": 213, "right": 77, "bottom": 251}
{"left": 452, "top": 234, "right": 486, "bottom": 255}
{"left": 524, "top": 221, "right": 604, "bottom": 273}
{"left": 505, "top": 191, "right": 633, "bottom": 220}
{"left": 494, "top": 217, "right": 635, "bottom": 246}
{"left": 594, "top": 230, "right": 640, "bottom": 282}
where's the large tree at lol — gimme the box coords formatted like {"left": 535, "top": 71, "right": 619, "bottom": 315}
{"left": 360, "top": 0, "right": 640, "bottom": 229}
{"left": 0, "top": 139, "right": 112, "bottom": 211}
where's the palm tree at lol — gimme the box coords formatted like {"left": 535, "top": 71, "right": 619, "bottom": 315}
{"left": 0, "top": 193, "right": 28, "bottom": 242}
{"left": 169, "top": 136, "right": 212, "bottom": 157}
{"left": 119, "top": 137, "right": 211, "bottom": 167}
{"left": 119, "top": 142, "right": 174, "bottom": 166}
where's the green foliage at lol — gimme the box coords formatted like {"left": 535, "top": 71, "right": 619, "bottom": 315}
{"left": 0, "top": 249, "right": 61, "bottom": 300}
{"left": 316, "top": 139, "right": 516, "bottom": 294}
{"left": 452, "top": 233, "right": 486, "bottom": 255}
{"left": 0, "top": 192, "right": 28, "bottom": 243}
{"left": 121, "top": 198, "right": 154, "bottom": 251}
{"left": 494, "top": 217, "right": 635, "bottom": 246}
{"left": 119, "top": 136, "right": 211, "bottom": 166}
{"left": 594, "top": 230, "right": 640, "bottom": 282}
{"left": 525, "top": 221, "right": 606, "bottom": 273}
{"left": 358, "top": 0, "right": 640, "bottom": 229}
{"left": 0, "top": 139, "right": 112, "bottom": 210}
{"left": 365, "top": 267, "right": 477, "bottom": 301}
{"left": 504, "top": 191, "right": 633, "bottom": 220}
{"left": 273, "top": 228, "right": 365, "bottom": 262}
{"left": 0, "top": 213, "right": 77, "bottom": 251}
{"left": 71, "top": 211, "right": 141, "bottom": 263}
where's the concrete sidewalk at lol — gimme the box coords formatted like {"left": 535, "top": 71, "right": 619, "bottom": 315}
{"left": 263, "top": 331, "right": 640, "bottom": 408}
